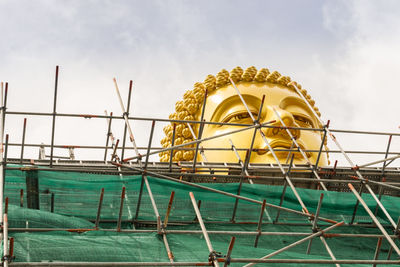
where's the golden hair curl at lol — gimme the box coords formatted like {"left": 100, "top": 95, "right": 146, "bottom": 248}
{"left": 160, "top": 66, "right": 325, "bottom": 162}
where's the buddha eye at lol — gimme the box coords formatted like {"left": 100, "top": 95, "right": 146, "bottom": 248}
{"left": 293, "top": 115, "right": 314, "bottom": 128}
{"left": 222, "top": 111, "right": 257, "bottom": 124}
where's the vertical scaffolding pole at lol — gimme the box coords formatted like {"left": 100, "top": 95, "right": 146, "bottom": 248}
{"left": 242, "top": 95, "right": 265, "bottom": 172}
{"left": 134, "top": 121, "right": 155, "bottom": 223}
{"left": 254, "top": 199, "right": 266, "bottom": 247}
{"left": 117, "top": 186, "right": 126, "bottom": 232}
{"left": 113, "top": 78, "right": 141, "bottom": 162}
{"left": 103, "top": 111, "right": 113, "bottom": 161}
{"left": 0, "top": 82, "right": 8, "bottom": 225}
{"left": 95, "top": 188, "right": 104, "bottom": 229}
{"left": 314, "top": 123, "right": 328, "bottom": 169}
{"left": 50, "top": 66, "right": 59, "bottom": 168}
{"left": 20, "top": 189, "right": 24, "bottom": 207}
{"left": 229, "top": 141, "right": 253, "bottom": 184}
{"left": 231, "top": 149, "right": 250, "bottom": 222}
{"left": 3, "top": 213, "right": 8, "bottom": 267}
{"left": 121, "top": 81, "right": 133, "bottom": 161}
{"left": 374, "top": 135, "right": 392, "bottom": 215}
{"left": 372, "top": 237, "right": 383, "bottom": 267}
{"left": 168, "top": 124, "right": 176, "bottom": 172}
{"left": 3, "top": 134, "right": 8, "bottom": 188}
{"left": 306, "top": 193, "right": 324, "bottom": 254}
{"left": 114, "top": 79, "right": 175, "bottom": 261}
{"left": 192, "top": 91, "right": 208, "bottom": 173}
{"left": 274, "top": 154, "right": 295, "bottom": 223}
{"left": 20, "top": 118, "right": 27, "bottom": 164}
{"left": 223, "top": 237, "right": 236, "bottom": 267}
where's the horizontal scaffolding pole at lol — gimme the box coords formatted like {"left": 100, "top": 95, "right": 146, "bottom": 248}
{"left": 7, "top": 228, "right": 398, "bottom": 238}
{"left": 7, "top": 110, "right": 400, "bottom": 136}
{"left": 6, "top": 165, "right": 400, "bottom": 180}
{"left": 7, "top": 142, "right": 400, "bottom": 157}
{"left": 8, "top": 259, "right": 400, "bottom": 266}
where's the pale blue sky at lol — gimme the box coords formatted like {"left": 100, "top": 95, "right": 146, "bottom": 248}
{"left": 1, "top": 0, "right": 400, "bottom": 165}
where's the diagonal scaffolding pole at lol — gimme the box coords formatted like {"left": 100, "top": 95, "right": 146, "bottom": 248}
{"left": 114, "top": 161, "right": 338, "bottom": 224}
{"left": 243, "top": 221, "right": 344, "bottom": 267}
{"left": 190, "top": 192, "right": 219, "bottom": 267}
{"left": 230, "top": 79, "right": 342, "bottom": 263}
{"left": 192, "top": 91, "right": 208, "bottom": 173}
{"left": 272, "top": 107, "right": 327, "bottom": 190}
{"left": 292, "top": 83, "right": 399, "bottom": 228}
{"left": 347, "top": 183, "right": 400, "bottom": 256}
{"left": 103, "top": 110, "right": 134, "bottom": 220}
{"left": 230, "top": 78, "right": 310, "bottom": 215}
{"left": 113, "top": 79, "right": 174, "bottom": 261}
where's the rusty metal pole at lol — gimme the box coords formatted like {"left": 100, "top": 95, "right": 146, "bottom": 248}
{"left": 95, "top": 188, "right": 105, "bottom": 229}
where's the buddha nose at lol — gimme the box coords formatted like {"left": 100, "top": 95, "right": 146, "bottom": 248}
{"left": 263, "top": 107, "right": 300, "bottom": 139}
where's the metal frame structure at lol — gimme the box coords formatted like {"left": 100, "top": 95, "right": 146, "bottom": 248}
{"left": 1, "top": 68, "right": 400, "bottom": 266}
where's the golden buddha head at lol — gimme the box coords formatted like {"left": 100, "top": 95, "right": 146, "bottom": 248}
{"left": 160, "top": 66, "right": 328, "bottom": 166}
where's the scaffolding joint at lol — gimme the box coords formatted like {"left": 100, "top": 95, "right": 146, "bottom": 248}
{"left": 2, "top": 255, "right": 15, "bottom": 264}
{"left": 208, "top": 251, "right": 223, "bottom": 264}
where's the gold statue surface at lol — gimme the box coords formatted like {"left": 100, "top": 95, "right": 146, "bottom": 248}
{"left": 160, "top": 66, "right": 328, "bottom": 166}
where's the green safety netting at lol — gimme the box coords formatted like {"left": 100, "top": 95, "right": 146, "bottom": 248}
{"left": 2, "top": 167, "right": 400, "bottom": 266}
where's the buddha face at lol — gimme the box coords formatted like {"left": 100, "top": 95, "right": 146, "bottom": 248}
{"left": 160, "top": 66, "right": 328, "bottom": 167}
{"left": 200, "top": 82, "right": 328, "bottom": 166}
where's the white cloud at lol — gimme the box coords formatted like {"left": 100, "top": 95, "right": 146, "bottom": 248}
{"left": 309, "top": 0, "right": 400, "bottom": 166}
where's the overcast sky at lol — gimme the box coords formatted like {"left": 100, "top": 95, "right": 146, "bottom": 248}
{"left": 1, "top": 0, "right": 400, "bottom": 166}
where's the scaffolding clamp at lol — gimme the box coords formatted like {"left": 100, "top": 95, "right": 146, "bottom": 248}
{"left": 208, "top": 251, "right": 223, "bottom": 264}
{"left": 1, "top": 255, "right": 15, "bottom": 264}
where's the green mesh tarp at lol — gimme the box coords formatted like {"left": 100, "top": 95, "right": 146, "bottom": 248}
{"left": 3, "top": 168, "right": 400, "bottom": 265}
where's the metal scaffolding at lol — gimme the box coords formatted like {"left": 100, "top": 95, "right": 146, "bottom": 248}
{"left": 1, "top": 67, "right": 400, "bottom": 266}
